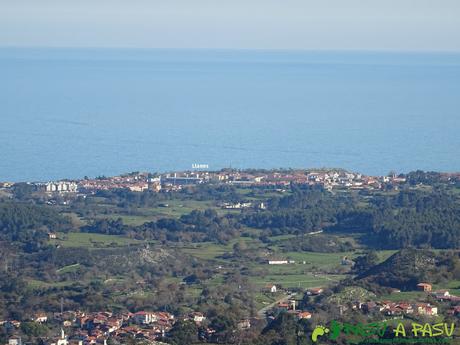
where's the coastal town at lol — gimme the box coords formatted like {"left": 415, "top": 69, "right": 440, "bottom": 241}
{"left": 2, "top": 168, "right": 452, "bottom": 197}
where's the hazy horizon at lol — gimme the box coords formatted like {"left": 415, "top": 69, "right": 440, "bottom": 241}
{"left": 1, "top": 0, "right": 460, "bottom": 52}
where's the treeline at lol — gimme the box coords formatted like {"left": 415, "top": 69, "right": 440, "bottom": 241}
{"left": 242, "top": 184, "right": 354, "bottom": 236}
{"left": 82, "top": 209, "right": 241, "bottom": 243}
{"left": 84, "top": 184, "right": 244, "bottom": 209}
{"left": 0, "top": 202, "right": 73, "bottom": 251}
{"left": 405, "top": 170, "right": 459, "bottom": 186}
{"left": 333, "top": 189, "right": 460, "bottom": 249}
{"left": 242, "top": 183, "right": 460, "bottom": 249}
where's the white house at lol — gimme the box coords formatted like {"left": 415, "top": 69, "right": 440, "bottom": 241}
{"left": 132, "top": 311, "right": 158, "bottom": 325}
{"left": 191, "top": 312, "right": 206, "bottom": 323}
{"left": 237, "top": 319, "right": 251, "bottom": 330}
{"left": 265, "top": 284, "right": 277, "bottom": 293}
{"left": 416, "top": 304, "right": 438, "bottom": 316}
{"left": 32, "top": 313, "right": 48, "bottom": 323}
{"left": 8, "top": 338, "right": 22, "bottom": 345}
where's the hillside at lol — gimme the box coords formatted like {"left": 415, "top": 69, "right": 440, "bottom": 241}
{"left": 356, "top": 248, "right": 439, "bottom": 291}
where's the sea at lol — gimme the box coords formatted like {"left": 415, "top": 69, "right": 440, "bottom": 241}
{"left": 1, "top": 48, "right": 459, "bottom": 181}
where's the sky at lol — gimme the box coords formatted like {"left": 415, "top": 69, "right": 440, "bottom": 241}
{"left": 0, "top": 0, "right": 460, "bottom": 51}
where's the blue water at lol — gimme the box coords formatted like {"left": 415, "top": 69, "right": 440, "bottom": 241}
{"left": 1, "top": 48, "right": 460, "bottom": 181}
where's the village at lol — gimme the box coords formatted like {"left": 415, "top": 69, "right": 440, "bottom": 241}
{"left": 2, "top": 309, "right": 204, "bottom": 345}
{"left": 3, "top": 281, "right": 460, "bottom": 345}
{"left": 1, "top": 306, "right": 260, "bottom": 345}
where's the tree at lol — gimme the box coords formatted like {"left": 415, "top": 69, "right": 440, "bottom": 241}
{"left": 168, "top": 320, "right": 198, "bottom": 345}
{"left": 20, "top": 322, "right": 49, "bottom": 337}
{"left": 353, "top": 251, "right": 378, "bottom": 274}
{"left": 233, "top": 241, "right": 247, "bottom": 257}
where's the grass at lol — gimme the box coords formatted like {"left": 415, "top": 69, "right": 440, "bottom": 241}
{"left": 433, "top": 280, "right": 460, "bottom": 295}
{"left": 84, "top": 198, "right": 226, "bottom": 226}
{"left": 268, "top": 234, "right": 297, "bottom": 242}
{"left": 177, "top": 239, "right": 353, "bottom": 292}
{"left": 379, "top": 291, "right": 427, "bottom": 302}
{"left": 50, "top": 232, "right": 141, "bottom": 248}
{"left": 254, "top": 292, "right": 286, "bottom": 309}
{"left": 179, "top": 243, "right": 229, "bottom": 260}
{"left": 56, "top": 263, "right": 81, "bottom": 274}
{"left": 376, "top": 250, "right": 398, "bottom": 262}
{"left": 27, "top": 279, "right": 76, "bottom": 289}
{"left": 276, "top": 251, "right": 355, "bottom": 269}
{"left": 249, "top": 273, "right": 339, "bottom": 289}
{"left": 93, "top": 214, "right": 155, "bottom": 226}
{"left": 138, "top": 199, "right": 219, "bottom": 219}
{"left": 61, "top": 212, "right": 87, "bottom": 226}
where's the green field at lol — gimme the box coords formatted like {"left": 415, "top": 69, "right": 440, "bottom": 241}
{"left": 433, "top": 280, "right": 460, "bottom": 295}
{"left": 379, "top": 291, "right": 427, "bottom": 302}
{"left": 249, "top": 273, "right": 343, "bottom": 289}
{"left": 179, "top": 243, "right": 230, "bottom": 260}
{"left": 27, "top": 279, "right": 76, "bottom": 289}
{"left": 87, "top": 198, "right": 245, "bottom": 225}
{"left": 50, "top": 232, "right": 142, "bottom": 248}
{"left": 56, "top": 263, "right": 81, "bottom": 274}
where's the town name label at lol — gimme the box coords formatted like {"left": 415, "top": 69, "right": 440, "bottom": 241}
{"left": 192, "top": 163, "right": 209, "bottom": 169}
{"left": 312, "top": 321, "right": 456, "bottom": 343}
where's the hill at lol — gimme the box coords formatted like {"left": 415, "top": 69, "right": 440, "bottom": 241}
{"left": 356, "top": 248, "right": 439, "bottom": 291}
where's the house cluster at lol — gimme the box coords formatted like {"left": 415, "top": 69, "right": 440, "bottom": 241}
{"left": 344, "top": 286, "right": 460, "bottom": 319}
{"left": 43, "top": 181, "right": 78, "bottom": 193}
{"left": 72, "top": 310, "right": 174, "bottom": 344}
{"left": 0, "top": 182, "right": 14, "bottom": 189}
{"left": 262, "top": 287, "right": 321, "bottom": 321}
{"left": 77, "top": 174, "right": 161, "bottom": 193}
{"left": 1, "top": 310, "right": 179, "bottom": 345}
{"left": 2, "top": 309, "right": 238, "bottom": 345}
{"left": 197, "top": 317, "right": 253, "bottom": 342}
{"left": 270, "top": 299, "right": 313, "bottom": 321}
{"left": 416, "top": 283, "right": 460, "bottom": 303}
{"left": 3, "top": 329, "right": 69, "bottom": 345}
{"left": 8, "top": 168, "right": 414, "bottom": 197}
{"left": 205, "top": 170, "right": 400, "bottom": 191}
{"left": 357, "top": 301, "right": 438, "bottom": 317}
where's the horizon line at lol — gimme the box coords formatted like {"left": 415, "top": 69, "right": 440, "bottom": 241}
{"left": 1, "top": 45, "right": 460, "bottom": 55}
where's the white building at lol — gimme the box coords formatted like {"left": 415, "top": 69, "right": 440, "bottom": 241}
{"left": 49, "top": 329, "right": 67, "bottom": 345}
{"left": 8, "top": 338, "right": 22, "bottom": 345}
{"left": 45, "top": 182, "right": 78, "bottom": 193}
{"left": 191, "top": 312, "right": 206, "bottom": 323}
{"left": 132, "top": 311, "right": 158, "bottom": 325}
{"left": 32, "top": 313, "right": 48, "bottom": 323}
{"left": 266, "top": 284, "right": 277, "bottom": 293}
